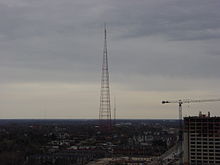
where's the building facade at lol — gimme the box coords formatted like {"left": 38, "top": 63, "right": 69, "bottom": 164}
{"left": 184, "top": 112, "right": 220, "bottom": 165}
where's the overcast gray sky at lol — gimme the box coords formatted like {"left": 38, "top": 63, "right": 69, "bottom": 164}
{"left": 0, "top": 0, "right": 220, "bottom": 119}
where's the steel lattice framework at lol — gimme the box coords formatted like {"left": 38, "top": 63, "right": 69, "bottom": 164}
{"left": 99, "top": 26, "right": 111, "bottom": 129}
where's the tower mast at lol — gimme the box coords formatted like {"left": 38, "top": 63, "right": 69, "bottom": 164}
{"left": 114, "top": 96, "right": 116, "bottom": 126}
{"left": 99, "top": 25, "right": 111, "bottom": 129}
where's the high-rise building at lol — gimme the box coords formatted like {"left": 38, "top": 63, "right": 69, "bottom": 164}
{"left": 183, "top": 112, "right": 220, "bottom": 165}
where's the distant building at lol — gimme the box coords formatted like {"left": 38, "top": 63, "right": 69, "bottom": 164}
{"left": 183, "top": 112, "right": 220, "bottom": 165}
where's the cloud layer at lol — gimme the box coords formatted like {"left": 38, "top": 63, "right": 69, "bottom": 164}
{"left": 0, "top": 0, "right": 220, "bottom": 118}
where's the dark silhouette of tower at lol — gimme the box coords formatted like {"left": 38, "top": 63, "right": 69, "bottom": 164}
{"left": 99, "top": 25, "right": 111, "bottom": 129}
{"left": 113, "top": 96, "right": 116, "bottom": 126}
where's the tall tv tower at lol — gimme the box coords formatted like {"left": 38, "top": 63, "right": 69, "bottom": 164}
{"left": 99, "top": 25, "right": 111, "bottom": 129}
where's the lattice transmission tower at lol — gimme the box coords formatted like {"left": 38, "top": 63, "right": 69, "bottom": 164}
{"left": 99, "top": 25, "right": 112, "bottom": 129}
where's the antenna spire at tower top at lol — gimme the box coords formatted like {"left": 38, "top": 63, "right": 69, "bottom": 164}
{"left": 104, "top": 23, "right": 107, "bottom": 41}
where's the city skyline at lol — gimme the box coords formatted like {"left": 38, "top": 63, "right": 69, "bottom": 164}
{"left": 0, "top": 0, "right": 220, "bottom": 119}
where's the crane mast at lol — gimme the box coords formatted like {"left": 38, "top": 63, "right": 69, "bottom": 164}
{"left": 162, "top": 98, "right": 220, "bottom": 165}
